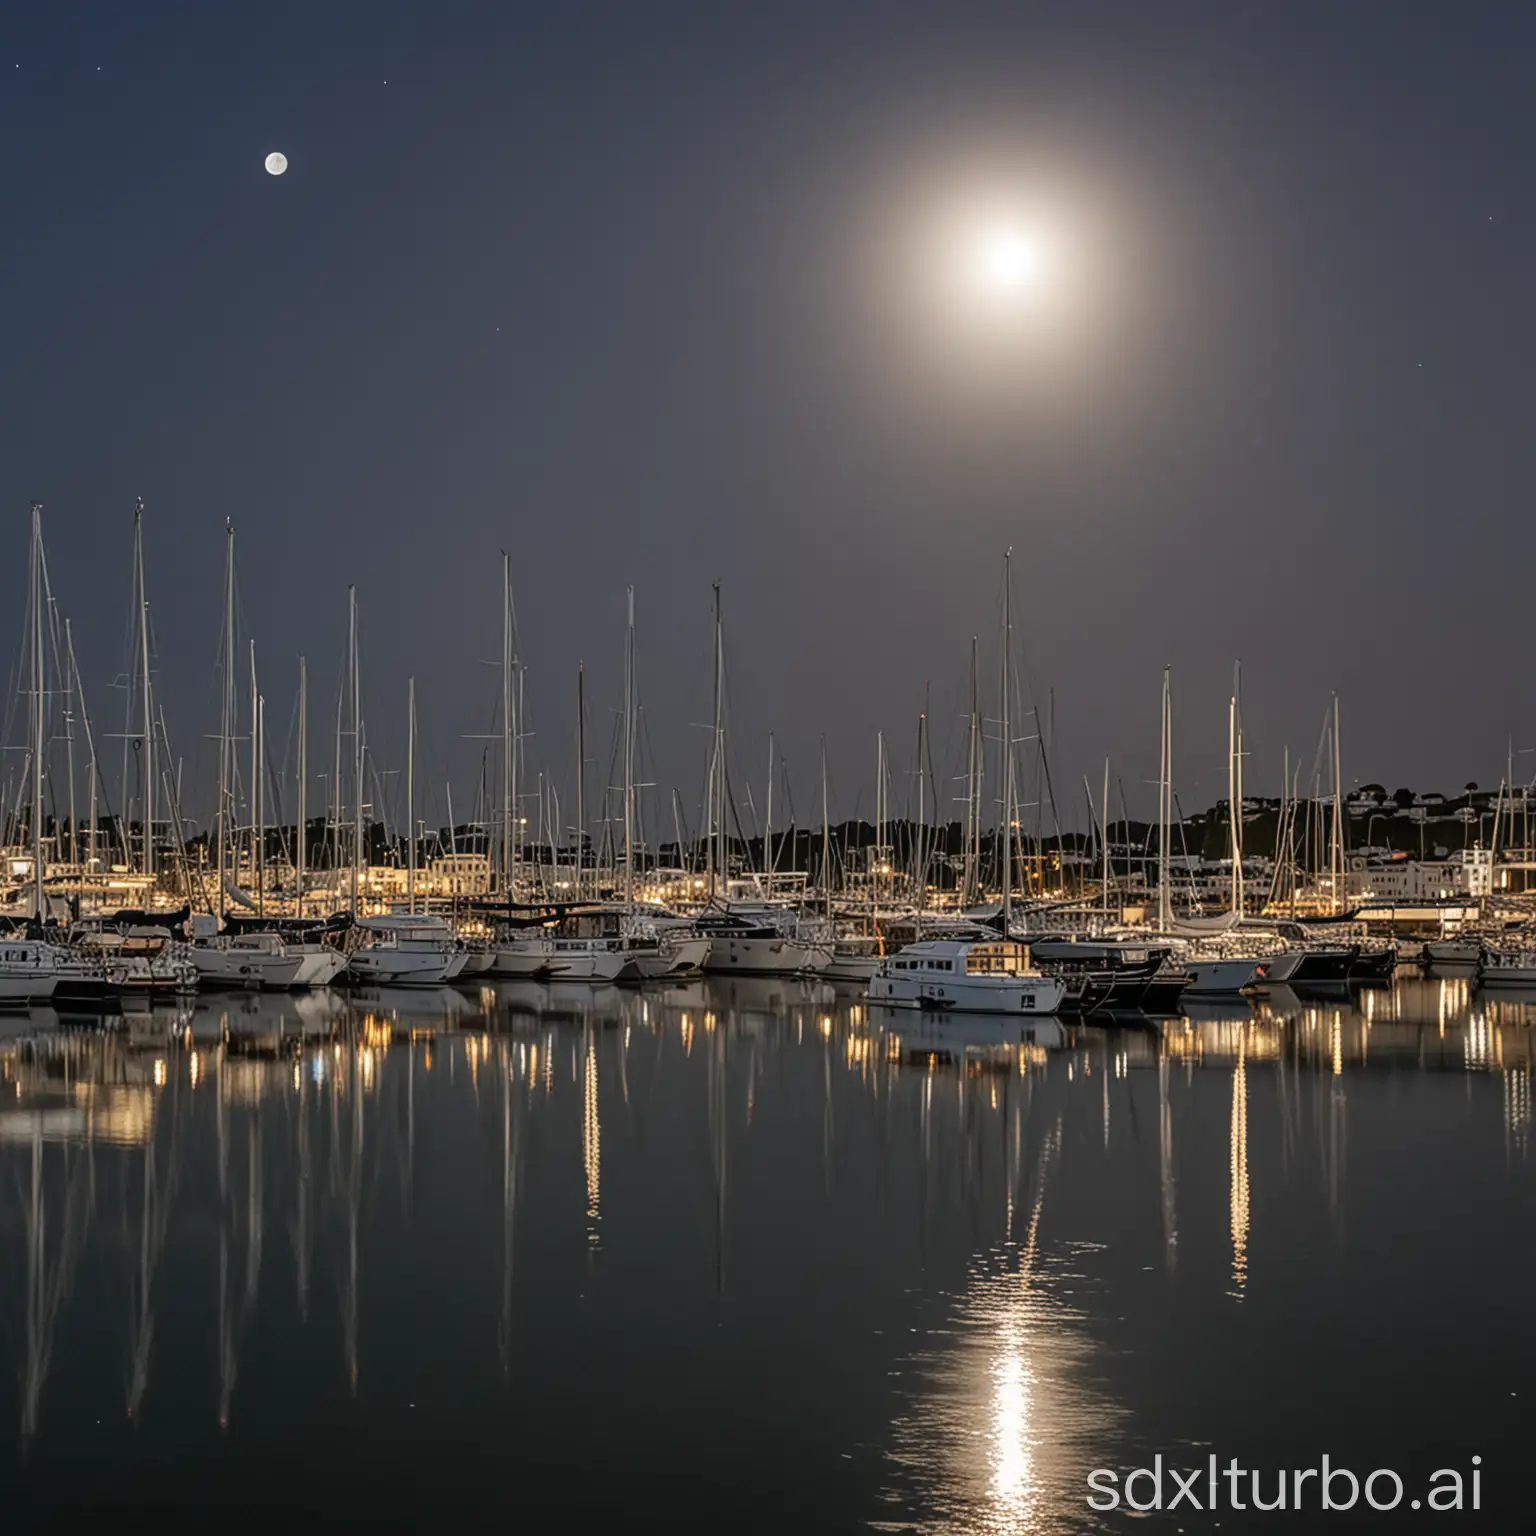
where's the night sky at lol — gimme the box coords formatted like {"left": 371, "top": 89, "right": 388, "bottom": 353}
{"left": 3, "top": 2, "right": 1532, "bottom": 836}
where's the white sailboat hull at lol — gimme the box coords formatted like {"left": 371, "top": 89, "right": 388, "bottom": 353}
{"left": 823, "top": 956, "right": 880, "bottom": 983}
{"left": 703, "top": 934, "right": 822, "bottom": 975}
{"left": 189, "top": 946, "right": 306, "bottom": 990}
{"left": 0, "top": 970, "right": 58, "bottom": 1003}
{"left": 289, "top": 945, "right": 349, "bottom": 988}
{"left": 489, "top": 942, "right": 552, "bottom": 978}
{"left": 546, "top": 955, "right": 631, "bottom": 982}
{"left": 662, "top": 935, "right": 712, "bottom": 975}
{"left": 545, "top": 943, "right": 643, "bottom": 983}
{"left": 346, "top": 947, "right": 454, "bottom": 987}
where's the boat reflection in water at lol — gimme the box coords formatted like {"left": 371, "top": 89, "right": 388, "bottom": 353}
{"left": 0, "top": 976, "right": 1533, "bottom": 1528}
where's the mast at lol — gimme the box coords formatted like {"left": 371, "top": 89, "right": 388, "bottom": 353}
{"left": 763, "top": 733, "right": 774, "bottom": 888}
{"left": 1331, "top": 692, "right": 1343, "bottom": 915}
{"left": 515, "top": 666, "right": 525, "bottom": 884}
{"left": 249, "top": 640, "right": 258, "bottom": 904}
{"left": 1228, "top": 693, "right": 1238, "bottom": 918}
{"left": 332, "top": 651, "right": 343, "bottom": 884}
{"left": 1234, "top": 661, "right": 1245, "bottom": 917}
{"left": 575, "top": 661, "right": 586, "bottom": 897}
{"left": 28, "top": 506, "right": 45, "bottom": 922}
{"left": 1158, "top": 666, "right": 1172, "bottom": 933}
{"left": 1001, "top": 548, "right": 1013, "bottom": 933}
{"left": 217, "top": 524, "right": 234, "bottom": 919}
{"left": 135, "top": 501, "right": 155, "bottom": 884}
{"left": 348, "top": 586, "right": 362, "bottom": 913}
{"left": 965, "top": 636, "right": 981, "bottom": 905}
{"left": 64, "top": 618, "right": 101, "bottom": 884}
{"left": 297, "top": 657, "right": 307, "bottom": 921}
{"left": 916, "top": 707, "right": 927, "bottom": 911}
{"left": 1101, "top": 755, "right": 1111, "bottom": 915}
{"left": 407, "top": 676, "right": 416, "bottom": 915}
{"left": 500, "top": 553, "right": 513, "bottom": 900}
{"left": 623, "top": 589, "right": 635, "bottom": 905}
{"left": 256, "top": 693, "right": 265, "bottom": 917}
{"left": 708, "top": 583, "right": 723, "bottom": 899}
{"left": 61, "top": 614, "right": 77, "bottom": 873}
{"left": 875, "top": 730, "right": 886, "bottom": 916}
{"left": 820, "top": 736, "right": 831, "bottom": 919}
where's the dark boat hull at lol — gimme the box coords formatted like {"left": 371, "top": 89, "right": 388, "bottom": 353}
{"left": 1291, "top": 947, "right": 1358, "bottom": 983}
{"left": 1350, "top": 946, "right": 1396, "bottom": 981}
{"left": 1140, "top": 975, "right": 1193, "bottom": 1014}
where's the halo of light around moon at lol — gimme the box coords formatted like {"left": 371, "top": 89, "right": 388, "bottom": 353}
{"left": 264, "top": 152, "right": 288, "bottom": 177}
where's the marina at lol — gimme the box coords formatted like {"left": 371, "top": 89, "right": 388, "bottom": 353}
{"left": 9, "top": 3, "right": 1536, "bottom": 1527}
{"left": 7, "top": 511, "right": 1536, "bottom": 1017}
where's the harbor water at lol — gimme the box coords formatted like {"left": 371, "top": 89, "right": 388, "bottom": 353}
{"left": 0, "top": 974, "right": 1532, "bottom": 1531}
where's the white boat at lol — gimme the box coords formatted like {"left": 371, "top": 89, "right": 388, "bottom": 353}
{"left": 868, "top": 939, "right": 1065, "bottom": 1015}
{"left": 287, "top": 942, "right": 349, "bottom": 988}
{"left": 1479, "top": 948, "right": 1536, "bottom": 986}
{"left": 544, "top": 910, "right": 658, "bottom": 983}
{"left": 457, "top": 943, "right": 496, "bottom": 976}
{"left": 658, "top": 930, "right": 711, "bottom": 975}
{"left": 188, "top": 932, "right": 306, "bottom": 990}
{"left": 638, "top": 910, "right": 712, "bottom": 976}
{"left": 545, "top": 936, "right": 640, "bottom": 982}
{"left": 489, "top": 932, "right": 555, "bottom": 978}
{"left": 697, "top": 905, "right": 834, "bottom": 975}
{"left": 346, "top": 916, "right": 456, "bottom": 987}
{"left": 0, "top": 940, "right": 59, "bottom": 1004}
{"left": 73, "top": 928, "right": 198, "bottom": 997}
{"left": 822, "top": 932, "right": 881, "bottom": 984}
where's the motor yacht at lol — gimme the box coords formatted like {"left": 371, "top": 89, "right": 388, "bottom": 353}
{"left": 346, "top": 916, "right": 457, "bottom": 987}
{"left": 869, "top": 938, "right": 1065, "bottom": 1015}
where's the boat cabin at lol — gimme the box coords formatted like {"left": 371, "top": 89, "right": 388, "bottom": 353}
{"left": 884, "top": 940, "right": 1034, "bottom": 976}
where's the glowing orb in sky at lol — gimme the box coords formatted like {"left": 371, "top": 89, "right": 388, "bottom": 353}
{"left": 264, "top": 151, "right": 288, "bottom": 176}
{"left": 976, "top": 228, "right": 1040, "bottom": 292}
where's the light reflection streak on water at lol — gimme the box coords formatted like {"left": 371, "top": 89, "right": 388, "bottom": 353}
{"left": 1229, "top": 1038, "right": 1249, "bottom": 1299}
{"left": 582, "top": 1027, "right": 601, "bottom": 1243}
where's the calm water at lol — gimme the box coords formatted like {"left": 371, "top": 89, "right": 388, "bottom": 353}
{"left": 0, "top": 975, "right": 1532, "bottom": 1532}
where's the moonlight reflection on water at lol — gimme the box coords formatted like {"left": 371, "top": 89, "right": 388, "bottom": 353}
{"left": 880, "top": 1114, "right": 1124, "bottom": 1536}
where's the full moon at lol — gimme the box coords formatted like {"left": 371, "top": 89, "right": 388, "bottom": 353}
{"left": 264, "top": 151, "right": 288, "bottom": 177}
{"left": 977, "top": 228, "right": 1039, "bottom": 292}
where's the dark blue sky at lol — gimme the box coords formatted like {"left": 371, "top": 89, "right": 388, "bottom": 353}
{"left": 3, "top": 2, "right": 1533, "bottom": 834}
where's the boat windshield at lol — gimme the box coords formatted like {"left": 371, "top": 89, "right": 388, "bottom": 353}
{"left": 965, "top": 942, "right": 1027, "bottom": 976}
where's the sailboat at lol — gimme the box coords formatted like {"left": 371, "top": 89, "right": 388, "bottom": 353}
{"left": 694, "top": 587, "right": 832, "bottom": 976}
{"left": 186, "top": 535, "right": 346, "bottom": 990}
{"left": 819, "top": 741, "right": 881, "bottom": 983}
{"left": 3, "top": 507, "right": 69, "bottom": 1001}
{"left": 543, "top": 589, "right": 701, "bottom": 983}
